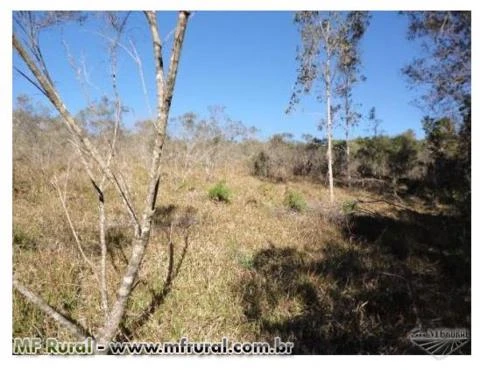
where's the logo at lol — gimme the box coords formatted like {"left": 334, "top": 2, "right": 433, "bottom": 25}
{"left": 408, "top": 327, "right": 470, "bottom": 357}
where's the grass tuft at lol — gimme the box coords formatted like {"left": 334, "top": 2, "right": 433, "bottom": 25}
{"left": 284, "top": 190, "right": 307, "bottom": 212}
{"left": 208, "top": 181, "right": 232, "bottom": 203}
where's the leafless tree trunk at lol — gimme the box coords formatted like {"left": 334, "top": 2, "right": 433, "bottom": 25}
{"left": 12, "top": 10, "right": 190, "bottom": 353}
{"left": 326, "top": 68, "right": 334, "bottom": 203}
{"left": 344, "top": 81, "right": 351, "bottom": 187}
{"left": 346, "top": 141, "right": 351, "bottom": 185}
{"left": 322, "top": 22, "right": 335, "bottom": 203}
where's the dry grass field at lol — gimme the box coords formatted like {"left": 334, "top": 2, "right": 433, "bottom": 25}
{"left": 13, "top": 152, "right": 470, "bottom": 354}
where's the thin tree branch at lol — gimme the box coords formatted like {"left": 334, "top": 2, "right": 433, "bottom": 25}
{"left": 98, "top": 198, "right": 109, "bottom": 320}
{"left": 129, "top": 38, "right": 154, "bottom": 120}
{"left": 52, "top": 176, "right": 98, "bottom": 278}
{"left": 95, "top": 11, "right": 190, "bottom": 350}
{"left": 13, "top": 33, "right": 141, "bottom": 236}
{"left": 13, "top": 66, "right": 48, "bottom": 97}
{"left": 73, "top": 143, "right": 109, "bottom": 318}
{"left": 13, "top": 279, "right": 90, "bottom": 340}
{"left": 144, "top": 11, "right": 166, "bottom": 124}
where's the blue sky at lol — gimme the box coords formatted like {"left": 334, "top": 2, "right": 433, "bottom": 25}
{"left": 13, "top": 11, "right": 427, "bottom": 140}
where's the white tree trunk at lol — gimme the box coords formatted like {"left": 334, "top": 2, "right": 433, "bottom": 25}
{"left": 346, "top": 132, "right": 350, "bottom": 186}
{"left": 326, "top": 56, "right": 335, "bottom": 203}
{"left": 345, "top": 88, "right": 351, "bottom": 187}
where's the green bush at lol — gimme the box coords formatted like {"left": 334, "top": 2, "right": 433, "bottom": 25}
{"left": 208, "top": 181, "right": 232, "bottom": 203}
{"left": 342, "top": 199, "right": 358, "bottom": 215}
{"left": 284, "top": 190, "right": 307, "bottom": 212}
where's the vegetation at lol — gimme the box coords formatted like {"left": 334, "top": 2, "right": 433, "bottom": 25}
{"left": 12, "top": 93, "right": 471, "bottom": 354}
{"left": 284, "top": 190, "right": 307, "bottom": 212}
{"left": 288, "top": 11, "right": 371, "bottom": 202}
{"left": 208, "top": 181, "right": 232, "bottom": 203}
{"left": 12, "top": 10, "right": 470, "bottom": 355}
{"left": 13, "top": 10, "right": 191, "bottom": 351}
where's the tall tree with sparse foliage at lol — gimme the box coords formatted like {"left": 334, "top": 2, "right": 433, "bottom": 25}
{"left": 337, "top": 11, "right": 370, "bottom": 186}
{"left": 368, "top": 106, "right": 382, "bottom": 137}
{"left": 402, "top": 11, "right": 470, "bottom": 115}
{"left": 288, "top": 11, "right": 369, "bottom": 202}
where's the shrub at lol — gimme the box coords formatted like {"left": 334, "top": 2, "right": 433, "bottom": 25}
{"left": 342, "top": 199, "right": 358, "bottom": 215}
{"left": 238, "top": 253, "right": 254, "bottom": 270}
{"left": 208, "top": 181, "right": 232, "bottom": 203}
{"left": 284, "top": 190, "right": 307, "bottom": 212}
{"left": 252, "top": 151, "right": 271, "bottom": 178}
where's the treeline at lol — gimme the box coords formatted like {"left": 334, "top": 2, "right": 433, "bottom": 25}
{"left": 252, "top": 106, "right": 470, "bottom": 213}
{"left": 14, "top": 94, "right": 470, "bottom": 220}
{"left": 252, "top": 132, "right": 422, "bottom": 189}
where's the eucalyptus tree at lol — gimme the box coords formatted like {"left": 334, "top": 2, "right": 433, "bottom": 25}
{"left": 368, "top": 106, "right": 382, "bottom": 137}
{"left": 402, "top": 11, "right": 471, "bottom": 116}
{"left": 288, "top": 11, "right": 369, "bottom": 202}
{"left": 336, "top": 11, "right": 370, "bottom": 186}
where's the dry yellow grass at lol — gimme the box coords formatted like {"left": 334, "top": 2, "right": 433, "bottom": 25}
{"left": 13, "top": 157, "right": 470, "bottom": 354}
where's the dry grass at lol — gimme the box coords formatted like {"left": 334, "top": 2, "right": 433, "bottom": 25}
{"left": 12, "top": 156, "right": 470, "bottom": 354}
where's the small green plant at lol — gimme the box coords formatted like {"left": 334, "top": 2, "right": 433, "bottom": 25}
{"left": 227, "top": 239, "right": 254, "bottom": 270}
{"left": 238, "top": 253, "right": 254, "bottom": 270}
{"left": 284, "top": 190, "right": 307, "bottom": 212}
{"left": 13, "top": 225, "right": 36, "bottom": 250}
{"left": 208, "top": 181, "right": 232, "bottom": 203}
{"left": 342, "top": 199, "right": 358, "bottom": 215}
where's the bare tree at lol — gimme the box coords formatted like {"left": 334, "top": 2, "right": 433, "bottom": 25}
{"left": 12, "top": 10, "right": 190, "bottom": 353}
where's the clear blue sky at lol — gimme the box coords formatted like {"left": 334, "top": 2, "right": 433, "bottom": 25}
{"left": 13, "top": 11, "right": 427, "bottom": 140}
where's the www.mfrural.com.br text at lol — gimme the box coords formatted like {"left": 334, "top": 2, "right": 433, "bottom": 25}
{"left": 13, "top": 337, "right": 294, "bottom": 355}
